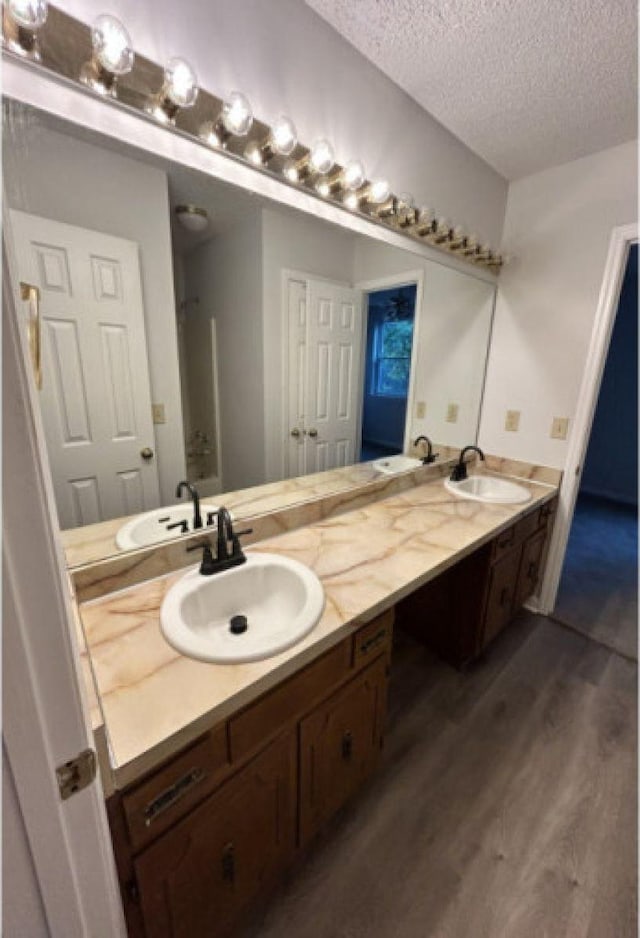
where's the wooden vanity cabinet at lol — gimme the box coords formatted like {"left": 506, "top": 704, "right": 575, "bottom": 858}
{"left": 108, "top": 610, "right": 393, "bottom": 938}
{"left": 396, "top": 497, "right": 557, "bottom": 667}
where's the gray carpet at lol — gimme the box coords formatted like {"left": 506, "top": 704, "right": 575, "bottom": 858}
{"left": 241, "top": 614, "right": 637, "bottom": 937}
{"left": 554, "top": 493, "right": 638, "bottom": 659}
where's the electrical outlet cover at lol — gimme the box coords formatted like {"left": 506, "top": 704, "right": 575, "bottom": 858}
{"left": 416, "top": 401, "right": 426, "bottom": 419}
{"left": 446, "top": 403, "right": 459, "bottom": 423}
{"left": 550, "top": 416, "right": 569, "bottom": 440}
{"left": 505, "top": 409, "right": 520, "bottom": 432}
{"left": 152, "top": 403, "right": 166, "bottom": 425}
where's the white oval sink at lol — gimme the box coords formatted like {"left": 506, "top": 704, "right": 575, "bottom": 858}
{"left": 116, "top": 503, "right": 220, "bottom": 550}
{"left": 445, "top": 475, "right": 531, "bottom": 505}
{"left": 160, "top": 553, "right": 325, "bottom": 664}
{"left": 372, "top": 454, "right": 422, "bottom": 475}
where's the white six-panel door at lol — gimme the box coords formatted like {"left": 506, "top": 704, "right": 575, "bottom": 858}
{"left": 10, "top": 210, "right": 160, "bottom": 529}
{"left": 287, "top": 276, "right": 363, "bottom": 475}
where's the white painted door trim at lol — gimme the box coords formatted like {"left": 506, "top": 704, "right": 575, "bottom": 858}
{"left": 3, "top": 231, "right": 127, "bottom": 934}
{"left": 355, "top": 270, "right": 425, "bottom": 455}
{"left": 537, "top": 222, "right": 638, "bottom": 615}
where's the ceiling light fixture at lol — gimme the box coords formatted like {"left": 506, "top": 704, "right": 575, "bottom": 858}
{"left": 3, "top": 0, "right": 47, "bottom": 59}
{"left": 147, "top": 57, "right": 198, "bottom": 124}
{"left": 175, "top": 204, "right": 208, "bottom": 232}
{"left": 199, "top": 90, "right": 253, "bottom": 148}
{"left": 80, "top": 14, "right": 134, "bottom": 97}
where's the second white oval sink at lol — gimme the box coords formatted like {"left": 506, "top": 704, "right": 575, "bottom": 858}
{"left": 160, "top": 553, "right": 325, "bottom": 664}
{"left": 372, "top": 454, "right": 422, "bottom": 475}
{"left": 445, "top": 475, "right": 531, "bottom": 505}
{"left": 115, "top": 503, "right": 220, "bottom": 550}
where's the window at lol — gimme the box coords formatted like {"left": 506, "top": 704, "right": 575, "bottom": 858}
{"left": 372, "top": 319, "right": 414, "bottom": 397}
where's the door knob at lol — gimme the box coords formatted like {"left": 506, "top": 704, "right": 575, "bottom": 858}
{"left": 140, "top": 447, "right": 154, "bottom": 460}
{"left": 308, "top": 428, "right": 318, "bottom": 438}
{"left": 290, "top": 428, "right": 302, "bottom": 438}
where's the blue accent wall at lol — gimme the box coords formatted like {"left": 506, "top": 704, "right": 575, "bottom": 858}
{"left": 581, "top": 244, "right": 637, "bottom": 506}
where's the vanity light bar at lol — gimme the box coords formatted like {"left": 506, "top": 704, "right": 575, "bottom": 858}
{"left": 1, "top": 4, "right": 503, "bottom": 272}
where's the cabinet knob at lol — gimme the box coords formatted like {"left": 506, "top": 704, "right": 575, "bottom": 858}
{"left": 290, "top": 427, "right": 301, "bottom": 438}
{"left": 308, "top": 428, "right": 318, "bottom": 439}
{"left": 341, "top": 731, "right": 353, "bottom": 761}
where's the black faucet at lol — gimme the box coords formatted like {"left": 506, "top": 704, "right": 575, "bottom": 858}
{"left": 187, "top": 507, "right": 253, "bottom": 576}
{"left": 450, "top": 445, "right": 485, "bottom": 482}
{"left": 175, "top": 480, "right": 203, "bottom": 530}
{"left": 413, "top": 435, "right": 439, "bottom": 464}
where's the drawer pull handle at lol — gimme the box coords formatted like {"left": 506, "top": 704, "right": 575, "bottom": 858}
{"left": 528, "top": 561, "right": 538, "bottom": 580}
{"left": 143, "top": 767, "right": 206, "bottom": 826}
{"left": 359, "top": 628, "right": 387, "bottom": 655}
{"left": 342, "top": 731, "right": 353, "bottom": 761}
{"left": 500, "top": 587, "right": 509, "bottom": 607}
{"left": 221, "top": 842, "right": 235, "bottom": 883}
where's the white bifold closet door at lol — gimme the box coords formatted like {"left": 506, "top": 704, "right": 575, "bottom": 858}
{"left": 10, "top": 210, "right": 160, "bottom": 529}
{"left": 287, "top": 276, "right": 363, "bottom": 476}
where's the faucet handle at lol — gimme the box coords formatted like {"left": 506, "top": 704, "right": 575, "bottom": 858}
{"left": 186, "top": 539, "right": 216, "bottom": 575}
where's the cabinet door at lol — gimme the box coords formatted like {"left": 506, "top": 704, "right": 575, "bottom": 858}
{"left": 299, "top": 657, "right": 387, "bottom": 845}
{"left": 514, "top": 528, "right": 546, "bottom": 611}
{"left": 481, "top": 546, "right": 522, "bottom": 649}
{"left": 134, "top": 732, "right": 296, "bottom": 938}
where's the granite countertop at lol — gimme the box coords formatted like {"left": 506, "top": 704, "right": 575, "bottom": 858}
{"left": 78, "top": 469, "right": 558, "bottom": 790}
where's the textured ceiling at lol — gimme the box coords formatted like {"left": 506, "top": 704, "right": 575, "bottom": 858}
{"left": 304, "top": 0, "right": 638, "bottom": 180}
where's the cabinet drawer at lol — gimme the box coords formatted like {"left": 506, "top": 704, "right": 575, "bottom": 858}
{"left": 353, "top": 609, "right": 394, "bottom": 668}
{"left": 229, "top": 639, "right": 351, "bottom": 763}
{"left": 122, "top": 725, "right": 229, "bottom": 852}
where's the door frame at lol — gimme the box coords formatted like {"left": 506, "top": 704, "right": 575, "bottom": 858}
{"left": 3, "top": 229, "right": 127, "bottom": 934}
{"left": 354, "top": 270, "right": 425, "bottom": 457}
{"left": 538, "top": 222, "right": 638, "bottom": 614}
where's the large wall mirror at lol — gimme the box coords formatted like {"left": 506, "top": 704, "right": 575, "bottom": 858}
{"left": 3, "top": 98, "right": 496, "bottom": 567}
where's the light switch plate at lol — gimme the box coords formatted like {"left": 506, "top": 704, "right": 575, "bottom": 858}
{"left": 416, "top": 401, "right": 426, "bottom": 419}
{"left": 152, "top": 403, "right": 166, "bottom": 425}
{"left": 551, "top": 416, "right": 569, "bottom": 440}
{"left": 505, "top": 409, "right": 520, "bottom": 432}
{"left": 446, "top": 402, "right": 459, "bottom": 423}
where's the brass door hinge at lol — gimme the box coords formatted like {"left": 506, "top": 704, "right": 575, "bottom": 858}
{"left": 56, "top": 748, "right": 96, "bottom": 800}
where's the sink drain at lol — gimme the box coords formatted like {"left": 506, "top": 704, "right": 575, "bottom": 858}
{"left": 229, "top": 615, "right": 248, "bottom": 635}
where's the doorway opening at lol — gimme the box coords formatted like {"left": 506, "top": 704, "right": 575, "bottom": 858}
{"left": 553, "top": 244, "right": 638, "bottom": 659}
{"left": 359, "top": 284, "right": 417, "bottom": 462}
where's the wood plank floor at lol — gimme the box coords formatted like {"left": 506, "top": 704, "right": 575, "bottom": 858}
{"left": 241, "top": 612, "right": 637, "bottom": 938}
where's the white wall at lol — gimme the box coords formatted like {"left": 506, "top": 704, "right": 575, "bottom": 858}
{"left": 57, "top": 0, "right": 507, "bottom": 246}
{"left": 479, "top": 140, "right": 638, "bottom": 468}
{"left": 353, "top": 239, "right": 496, "bottom": 448}
{"left": 3, "top": 123, "right": 185, "bottom": 504}
{"left": 262, "top": 207, "right": 357, "bottom": 481}
{"left": 184, "top": 214, "right": 265, "bottom": 490}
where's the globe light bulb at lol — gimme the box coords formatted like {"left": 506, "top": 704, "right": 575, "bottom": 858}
{"left": 6, "top": 0, "right": 47, "bottom": 29}
{"left": 164, "top": 57, "right": 198, "bottom": 108}
{"left": 270, "top": 115, "right": 297, "bottom": 156}
{"left": 315, "top": 177, "right": 331, "bottom": 198}
{"left": 309, "top": 138, "right": 335, "bottom": 175}
{"left": 344, "top": 191, "right": 360, "bottom": 211}
{"left": 4, "top": 0, "right": 47, "bottom": 59}
{"left": 221, "top": 91, "right": 253, "bottom": 136}
{"left": 369, "top": 179, "right": 391, "bottom": 204}
{"left": 342, "top": 160, "right": 366, "bottom": 191}
{"left": 91, "top": 14, "right": 133, "bottom": 75}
